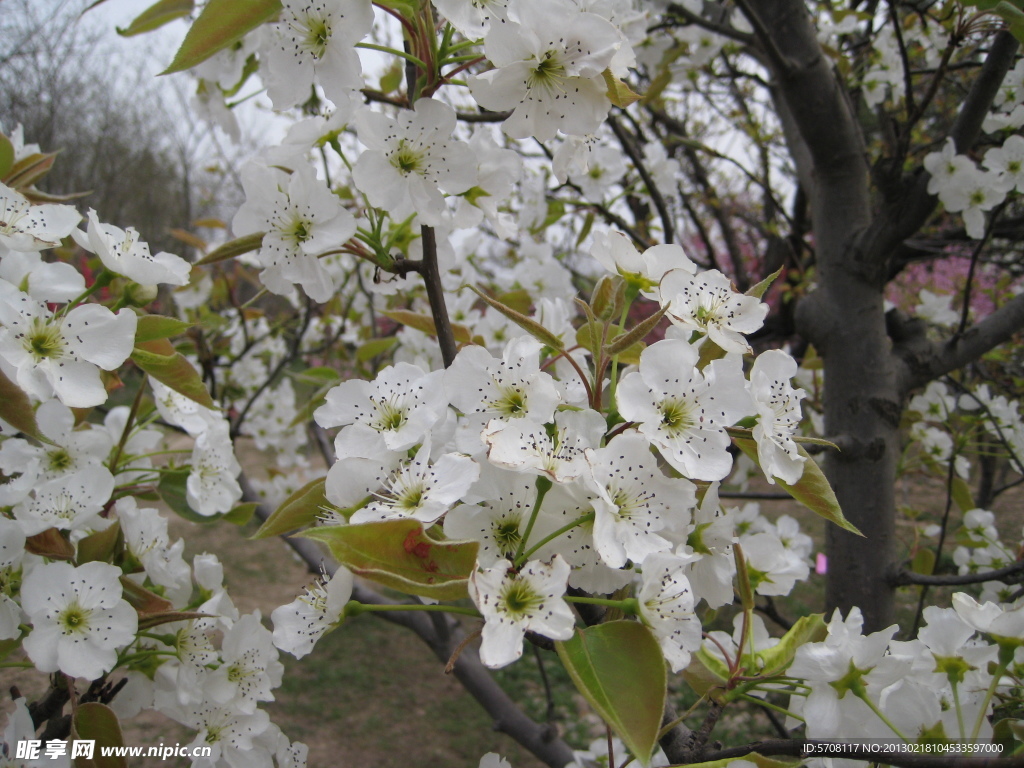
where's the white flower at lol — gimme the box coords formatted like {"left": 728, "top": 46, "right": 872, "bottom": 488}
{"left": 262, "top": 0, "right": 373, "bottom": 110}
{"left": 484, "top": 409, "right": 605, "bottom": 483}
{"left": 984, "top": 134, "right": 1024, "bottom": 193}
{"left": 433, "top": 0, "right": 509, "bottom": 37}
{"left": 617, "top": 339, "right": 753, "bottom": 481}
{"left": 207, "top": 613, "right": 284, "bottom": 714}
{"left": 0, "top": 181, "right": 81, "bottom": 253}
{"left": 637, "top": 552, "right": 703, "bottom": 672}
{"left": 469, "top": 555, "right": 575, "bottom": 668}
{"left": 468, "top": 0, "right": 623, "bottom": 141}
{"left": 352, "top": 99, "right": 477, "bottom": 226}
{"left": 747, "top": 350, "right": 807, "bottom": 485}
{"left": 0, "top": 287, "right": 137, "bottom": 407}
{"left": 272, "top": 567, "right": 353, "bottom": 659}
{"left": 583, "top": 432, "right": 695, "bottom": 568}
{"left": 0, "top": 250, "right": 84, "bottom": 303}
{"left": 0, "top": 517, "right": 26, "bottom": 640}
{"left": 73, "top": 209, "right": 191, "bottom": 286}
{"left": 21, "top": 561, "right": 138, "bottom": 680}
{"left": 314, "top": 362, "right": 447, "bottom": 454}
{"left": 349, "top": 442, "right": 479, "bottom": 525}
{"left": 115, "top": 497, "right": 191, "bottom": 596}
{"left": 232, "top": 163, "right": 357, "bottom": 302}
{"left": 660, "top": 268, "right": 768, "bottom": 353}
{"left": 187, "top": 420, "right": 243, "bottom": 516}
{"left": 12, "top": 468, "right": 114, "bottom": 536}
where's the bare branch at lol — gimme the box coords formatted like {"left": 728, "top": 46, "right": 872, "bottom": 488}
{"left": 900, "top": 290, "right": 1024, "bottom": 391}
{"left": 890, "top": 559, "right": 1024, "bottom": 587}
{"left": 607, "top": 113, "right": 676, "bottom": 244}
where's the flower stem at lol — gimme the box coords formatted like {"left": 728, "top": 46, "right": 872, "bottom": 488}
{"left": 518, "top": 512, "right": 595, "bottom": 564}
{"left": 513, "top": 476, "right": 553, "bottom": 565}
{"left": 355, "top": 42, "right": 428, "bottom": 71}
{"left": 345, "top": 601, "right": 481, "bottom": 618}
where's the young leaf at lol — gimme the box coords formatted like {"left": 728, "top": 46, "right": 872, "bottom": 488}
{"left": 161, "top": 0, "right": 281, "bottom": 74}
{"left": 117, "top": 0, "right": 194, "bottom": 37}
{"left": 470, "top": 286, "right": 564, "bottom": 349}
{"left": 0, "top": 367, "right": 41, "bottom": 438}
{"left": 605, "top": 304, "right": 668, "bottom": 357}
{"left": 0, "top": 133, "right": 13, "bottom": 178}
{"left": 556, "top": 621, "right": 665, "bottom": 767}
{"left": 745, "top": 266, "right": 783, "bottom": 299}
{"left": 4, "top": 151, "right": 57, "bottom": 190}
{"left": 77, "top": 521, "right": 122, "bottom": 565}
{"left": 300, "top": 520, "right": 479, "bottom": 601}
{"left": 193, "top": 232, "right": 265, "bottom": 266}
{"left": 751, "top": 614, "right": 826, "bottom": 677}
{"left": 73, "top": 703, "right": 128, "bottom": 768}
{"left": 135, "top": 314, "right": 194, "bottom": 343}
{"left": 131, "top": 339, "right": 214, "bottom": 409}
{"left": 252, "top": 477, "right": 328, "bottom": 539}
{"left": 381, "top": 310, "right": 473, "bottom": 344}
{"left": 603, "top": 69, "right": 643, "bottom": 107}
{"left": 733, "top": 437, "right": 862, "bottom": 536}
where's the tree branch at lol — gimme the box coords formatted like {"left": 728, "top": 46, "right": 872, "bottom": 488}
{"left": 699, "top": 739, "right": 1024, "bottom": 768}
{"left": 419, "top": 225, "right": 459, "bottom": 368}
{"left": 607, "top": 113, "right": 676, "bottom": 244}
{"left": 890, "top": 559, "right": 1024, "bottom": 587}
{"left": 240, "top": 475, "right": 576, "bottom": 768}
{"left": 899, "top": 290, "right": 1024, "bottom": 391}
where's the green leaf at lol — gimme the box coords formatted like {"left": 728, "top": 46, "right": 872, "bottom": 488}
{"left": 4, "top": 151, "right": 57, "bottom": 190}
{"left": 733, "top": 437, "right": 862, "bottom": 536}
{"left": 131, "top": 339, "right": 214, "bottom": 409}
{"left": 300, "top": 520, "right": 479, "bottom": 600}
{"left": 252, "top": 477, "right": 328, "bottom": 539}
{"left": 0, "top": 367, "right": 41, "bottom": 437}
{"left": 911, "top": 548, "right": 936, "bottom": 576}
{"left": 682, "top": 645, "right": 731, "bottom": 700}
{"left": 356, "top": 336, "right": 399, "bottom": 362}
{"left": 379, "top": 60, "right": 404, "bottom": 94}
{"left": 556, "top": 621, "right": 665, "bottom": 767}
{"left": 951, "top": 475, "right": 976, "bottom": 513}
{"left": 77, "top": 521, "right": 122, "bottom": 564}
{"left": 161, "top": 0, "right": 281, "bottom": 74}
{"left": 745, "top": 266, "right": 783, "bottom": 299}
{"left": 381, "top": 310, "right": 472, "bottom": 344}
{"left": 73, "top": 703, "right": 127, "bottom": 768}
{"left": 223, "top": 502, "right": 258, "bottom": 525}
{"left": 605, "top": 304, "right": 668, "bottom": 357}
{"left": 193, "top": 231, "right": 265, "bottom": 265}
{"left": 0, "top": 133, "right": 13, "bottom": 178}
{"left": 752, "top": 614, "right": 827, "bottom": 677}
{"left": 679, "top": 753, "right": 803, "bottom": 768}
{"left": 135, "top": 314, "right": 194, "bottom": 343}
{"left": 117, "top": 0, "right": 194, "bottom": 36}
{"left": 602, "top": 69, "right": 642, "bottom": 108}
{"left": 496, "top": 289, "right": 533, "bottom": 315}
{"left": 993, "top": 0, "right": 1024, "bottom": 43}
{"left": 470, "top": 286, "right": 564, "bottom": 349}
{"left": 576, "top": 324, "right": 644, "bottom": 365}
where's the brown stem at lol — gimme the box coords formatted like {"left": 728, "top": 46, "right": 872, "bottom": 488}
{"left": 419, "top": 225, "right": 458, "bottom": 367}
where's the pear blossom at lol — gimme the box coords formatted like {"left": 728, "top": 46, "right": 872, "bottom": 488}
{"left": 747, "top": 350, "right": 807, "bottom": 485}
{"left": 187, "top": 420, "right": 243, "bottom": 516}
{"left": 207, "top": 613, "right": 284, "bottom": 714}
{"left": 617, "top": 339, "right": 753, "bottom": 481}
{"left": 984, "top": 134, "right": 1024, "bottom": 193}
{"left": 314, "top": 362, "right": 447, "bottom": 454}
{"left": 115, "top": 498, "right": 191, "bottom": 597}
{"left": 484, "top": 409, "right": 605, "bottom": 483}
{"left": 660, "top": 268, "right": 768, "bottom": 353}
{"left": 232, "top": 163, "right": 357, "bottom": 302}
{"left": 469, "top": 555, "right": 575, "bottom": 668}
{"left": 349, "top": 442, "right": 479, "bottom": 525}
{"left": 261, "top": 0, "right": 373, "bottom": 110}
{"left": 468, "top": 0, "right": 623, "bottom": 141}
{"left": 0, "top": 287, "right": 137, "bottom": 407}
{"left": 21, "top": 561, "right": 138, "bottom": 680}
{"left": 272, "top": 567, "right": 353, "bottom": 659}
{"left": 13, "top": 467, "right": 115, "bottom": 536}
{"left": 583, "top": 433, "right": 695, "bottom": 568}
{"left": 0, "top": 516, "right": 26, "bottom": 639}
{"left": 352, "top": 99, "right": 477, "bottom": 226}
{"left": 0, "top": 181, "right": 81, "bottom": 253}
{"left": 637, "top": 552, "right": 703, "bottom": 672}
{"left": 433, "top": 0, "right": 509, "bottom": 38}
{"left": 73, "top": 209, "right": 191, "bottom": 286}
{"left": 0, "top": 250, "right": 85, "bottom": 303}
